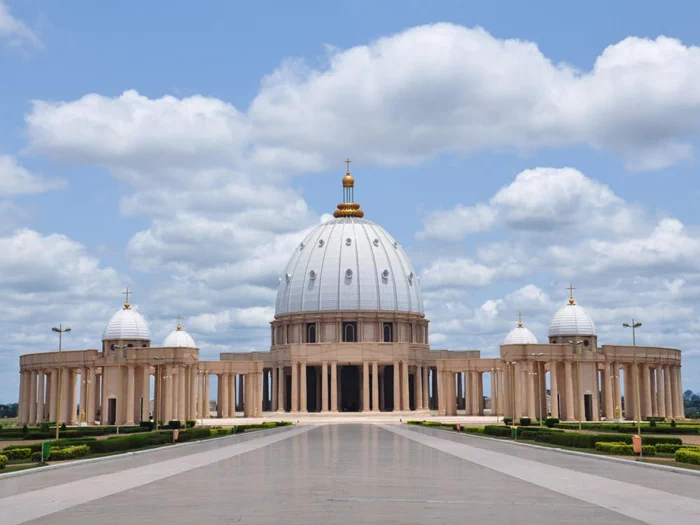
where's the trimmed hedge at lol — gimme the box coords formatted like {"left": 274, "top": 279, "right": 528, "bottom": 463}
{"left": 554, "top": 422, "right": 699, "bottom": 435}
{"left": 175, "top": 428, "right": 210, "bottom": 442}
{"left": 545, "top": 418, "right": 559, "bottom": 428}
{"left": 654, "top": 443, "right": 700, "bottom": 454}
{"left": 30, "top": 451, "right": 42, "bottom": 462}
{"left": 168, "top": 420, "right": 182, "bottom": 430}
{"left": 484, "top": 425, "right": 511, "bottom": 437}
{"left": 88, "top": 431, "right": 174, "bottom": 454}
{"left": 186, "top": 420, "right": 196, "bottom": 428}
{"left": 3, "top": 447, "right": 32, "bottom": 460}
{"left": 0, "top": 454, "right": 7, "bottom": 469}
{"left": 209, "top": 428, "right": 233, "bottom": 437}
{"left": 675, "top": 449, "right": 700, "bottom": 465}
{"left": 48, "top": 445, "right": 90, "bottom": 460}
{"left": 519, "top": 417, "right": 531, "bottom": 426}
{"left": 595, "top": 442, "right": 655, "bottom": 456}
{"left": 139, "top": 421, "right": 154, "bottom": 431}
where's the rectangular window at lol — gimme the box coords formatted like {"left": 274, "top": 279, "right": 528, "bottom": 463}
{"left": 342, "top": 322, "right": 357, "bottom": 343}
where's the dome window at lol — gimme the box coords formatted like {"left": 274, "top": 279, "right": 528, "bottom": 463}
{"left": 285, "top": 273, "right": 291, "bottom": 283}
{"left": 318, "top": 239, "right": 325, "bottom": 247}
{"left": 309, "top": 270, "right": 317, "bottom": 280}
{"left": 382, "top": 269, "right": 390, "bottom": 280}
{"left": 299, "top": 242, "right": 305, "bottom": 250}
{"left": 393, "top": 241, "right": 398, "bottom": 248}
{"left": 583, "top": 339, "right": 590, "bottom": 347}
{"left": 408, "top": 272, "right": 414, "bottom": 284}
{"left": 345, "top": 269, "right": 353, "bottom": 279}
{"left": 373, "top": 239, "right": 379, "bottom": 247}
{"left": 345, "top": 238, "right": 352, "bottom": 246}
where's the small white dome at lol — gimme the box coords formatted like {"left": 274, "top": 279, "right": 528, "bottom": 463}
{"left": 504, "top": 325, "right": 538, "bottom": 344}
{"left": 549, "top": 300, "right": 596, "bottom": 337}
{"left": 103, "top": 306, "right": 151, "bottom": 341}
{"left": 163, "top": 327, "right": 196, "bottom": 348}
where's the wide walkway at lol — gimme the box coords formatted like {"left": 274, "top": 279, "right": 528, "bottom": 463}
{"left": 2, "top": 424, "right": 700, "bottom": 525}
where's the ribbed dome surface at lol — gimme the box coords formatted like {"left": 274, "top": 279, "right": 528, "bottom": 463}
{"left": 102, "top": 307, "right": 151, "bottom": 341}
{"left": 162, "top": 328, "right": 196, "bottom": 348}
{"left": 504, "top": 325, "right": 538, "bottom": 344}
{"left": 275, "top": 217, "right": 423, "bottom": 315}
{"left": 549, "top": 303, "right": 596, "bottom": 337}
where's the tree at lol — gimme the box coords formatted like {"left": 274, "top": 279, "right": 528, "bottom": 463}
{"left": 684, "top": 389, "right": 694, "bottom": 402}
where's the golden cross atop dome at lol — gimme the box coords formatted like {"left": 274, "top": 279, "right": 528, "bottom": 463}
{"left": 176, "top": 314, "right": 182, "bottom": 331}
{"left": 517, "top": 311, "right": 523, "bottom": 327}
{"left": 345, "top": 157, "right": 352, "bottom": 172}
{"left": 567, "top": 283, "right": 576, "bottom": 304}
{"left": 122, "top": 288, "right": 131, "bottom": 309}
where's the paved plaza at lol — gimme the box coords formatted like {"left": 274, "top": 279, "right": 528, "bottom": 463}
{"left": 2, "top": 424, "right": 700, "bottom": 525}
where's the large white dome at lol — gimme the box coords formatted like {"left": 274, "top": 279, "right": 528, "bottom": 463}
{"left": 275, "top": 217, "right": 423, "bottom": 315}
{"left": 504, "top": 325, "right": 538, "bottom": 344}
{"left": 102, "top": 306, "right": 151, "bottom": 341}
{"left": 162, "top": 326, "right": 196, "bottom": 347}
{"left": 549, "top": 300, "right": 596, "bottom": 337}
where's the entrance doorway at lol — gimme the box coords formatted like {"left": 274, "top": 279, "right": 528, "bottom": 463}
{"left": 383, "top": 365, "right": 395, "bottom": 411}
{"left": 108, "top": 398, "right": 117, "bottom": 425}
{"left": 306, "top": 365, "right": 319, "bottom": 412}
{"left": 584, "top": 394, "right": 593, "bottom": 421}
{"left": 340, "top": 366, "right": 360, "bottom": 412}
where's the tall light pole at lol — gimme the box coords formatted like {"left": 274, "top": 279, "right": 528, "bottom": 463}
{"left": 530, "top": 353, "right": 544, "bottom": 425}
{"left": 52, "top": 324, "right": 71, "bottom": 440}
{"left": 623, "top": 320, "right": 643, "bottom": 437}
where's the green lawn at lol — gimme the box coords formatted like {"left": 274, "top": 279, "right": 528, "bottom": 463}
{"left": 0, "top": 417, "right": 19, "bottom": 428}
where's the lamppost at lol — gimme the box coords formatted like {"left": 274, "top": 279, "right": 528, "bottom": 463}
{"left": 52, "top": 324, "right": 71, "bottom": 440}
{"left": 153, "top": 356, "right": 165, "bottom": 430}
{"left": 530, "top": 353, "right": 544, "bottom": 425}
{"left": 623, "top": 320, "right": 643, "bottom": 437}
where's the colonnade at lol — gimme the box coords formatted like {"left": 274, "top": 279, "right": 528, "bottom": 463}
{"left": 437, "top": 370, "right": 504, "bottom": 417}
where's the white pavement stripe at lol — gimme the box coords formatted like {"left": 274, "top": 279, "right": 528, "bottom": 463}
{"left": 383, "top": 425, "right": 700, "bottom": 525}
{"left": 1, "top": 426, "right": 312, "bottom": 525}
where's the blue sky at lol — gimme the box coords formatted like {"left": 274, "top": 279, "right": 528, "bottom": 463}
{"left": 2, "top": 1, "right": 700, "bottom": 402}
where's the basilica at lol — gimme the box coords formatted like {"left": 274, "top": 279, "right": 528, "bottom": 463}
{"left": 16, "top": 168, "right": 685, "bottom": 426}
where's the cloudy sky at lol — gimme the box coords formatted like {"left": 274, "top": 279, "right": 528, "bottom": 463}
{"left": 2, "top": 1, "right": 700, "bottom": 402}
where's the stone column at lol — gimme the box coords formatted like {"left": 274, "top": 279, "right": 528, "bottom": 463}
{"left": 35, "top": 371, "right": 45, "bottom": 423}
{"left": 657, "top": 366, "right": 666, "bottom": 419}
{"left": 422, "top": 366, "right": 429, "bottom": 410}
{"left": 178, "top": 369, "right": 186, "bottom": 420}
{"left": 272, "top": 368, "right": 278, "bottom": 412}
{"left": 28, "top": 369, "right": 38, "bottom": 425}
{"left": 670, "top": 365, "right": 681, "bottom": 418}
{"left": 222, "top": 373, "right": 230, "bottom": 418}
{"left": 126, "top": 365, "right": 135, "bottom": 425}
{"left": 204, "top": 373, "right": 210, "bottom": 419}
{"left": 549, "top": 362, "right": 559, "bottom": 419}
{"left": 362, "top": 362, "right": 370, "bottom": 412}
{"left": 402, "top": 362, "right": 410, "bottom": 411}
{"left": 512, "top": 364, "right": 521, "bottom": 418}
{"left": 229, "top": 373, "right": 236, "bottom": 418}
{"left": 258, "top": 371, "right": 264, "bottom": 416}
{"left": 321, "top": 363, "right": 328, "bottom": 412}
{"left": 456, "top": 372, "right": 463, "bottom": 411}
{"left": 614, "top": 365, "right": 622, "bottom": 420}
{"left": 676, "top": 366, "right": 685, "bottom": 419}
{"left": 604, "top": 363, "right": 613, "bottom": 420}
{"left": 526, "top": 363, "right": 536, "bottom": 420}
{"left": 372, "top": 362, "right": 379, "bottom": 412}
{"left": 86, "top": 367, "right": 96, "bottom": 424}
{"left": 196, "top": 373, "right": 203, "bottom": 418}
{"left": 141, "top": 366, "right": 150, "bottom": 423}
{"left": 101, "top": 369, "right": 109, "bottom": 424}
{"left": 393, "top": 362, "right": 401, "bottom": 412}
{"left": 642, "top": 364, "right": 652, "bottom": 419}
{"left": 416, "top": 366, "right": 424, "bottom": 410}
{"left": 468, "top": 371, "right": 476, "bottom": 415}
{"left": 291, "top": 362, "right": 299, "bottom": 413}
{"left": 564, "top": 361, "right": 574, "bottom": 421}
{"left": 49, "top": 369, "right": 58, "bottom": 422}
{"left": 331, "top": 363, "right": 338, "bottom": 412}
{"left": 437, "top": 370, "right": 445, "bottom": 416}
{"left": 650, "top": 367, "right": 658, "bottom": 417}
{"left": 17, "top": 371, "right": 25, "bottom": 425}
{"left": 299, "top": 363, "right": 308, "bottom": 413}
{"left": 277, "top": 367, "right": 285, "bottom": 412}
{"left": 662, "top": 365, "right": 671, "bottom": 418}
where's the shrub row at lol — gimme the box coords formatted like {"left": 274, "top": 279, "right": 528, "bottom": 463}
{"left": 3, "top": 438, "right": 97, "bottom": 454}
{"left": 2, "top": 447, "right": 32, "bottom": 460}
{"left": 210, "top": 428, "right": 233, "bottom": 437}
{"left": 675, "top": 449, "right": 700, "bottom": 465}
{"left": 595, "top": 442, "right": 656, "bottom": 456}
{"left": 0, "top": 454, "right": 7, "bottom": 469}
{"left": 654, "top": 443, "right": 700, "bottom": 454}
{"left": 554, "top": 422, "right": 699, "bottom": 435}
{"left": 47, "top": 445, "right": 90, "bottom": 461}
{"left": 175, "top": 428, "right": 210, "bottom": 442}
{"left": 88, "top": 431, "right": 174, "bottom": 454}
{"left": 484, "top": 425, "right": 511, "bottom": 437}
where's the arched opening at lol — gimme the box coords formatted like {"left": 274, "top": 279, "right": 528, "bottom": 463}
{"left": 383, "top": 323, "right": 393, "bottom": 342}
{"left": 306, "top": 323, "right": 316, "bottom": 343}
{"left": 382, "top": 365, "right": 395, "bottom": 411}
{"left": 342, "top": 322, "right": 357, "bottom": 342}
{"left": 340, "top": 365, "right": 360, "bottom": 412}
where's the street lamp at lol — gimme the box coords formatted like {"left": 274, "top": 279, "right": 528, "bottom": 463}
{"left": 623, "top": 320, "right": 643, "bottom": 437}
{"left": 52, "top": 324, "right": 71, "bottom": 440}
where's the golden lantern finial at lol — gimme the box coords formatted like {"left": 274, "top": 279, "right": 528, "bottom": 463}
{"left": 176, "top": 314, "right": 182, "bottom": 331}
{"left": 567, "top": 283, "right": 576, "bottom": 305}
{"left": 122, "top": 288, "right": 131, "bottom": 309}
{"left": 334, "top": 158, "right": 364, "bottom": 218}
{"left": 517, "top": 311, "right": 523, "bottom": 328}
